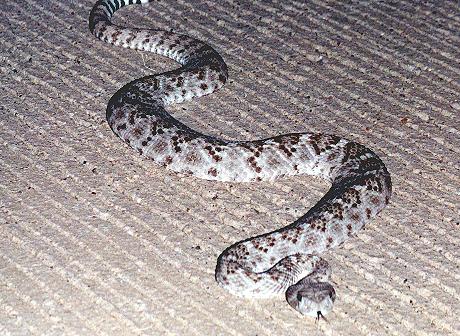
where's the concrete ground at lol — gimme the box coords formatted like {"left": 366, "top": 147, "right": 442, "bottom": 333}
{"left": 1, "top": 0, "right": 459, "bottom": 335}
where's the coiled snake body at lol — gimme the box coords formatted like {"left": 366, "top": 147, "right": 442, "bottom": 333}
{"left": 89, "top": 0, "right": 391, "bottom": 318}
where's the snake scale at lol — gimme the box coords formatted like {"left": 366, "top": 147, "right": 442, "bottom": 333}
{"left": 89, "top": 0, "right": 391, "bottom": 318}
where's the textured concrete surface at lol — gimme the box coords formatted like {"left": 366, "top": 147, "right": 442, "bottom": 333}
{"left": 1, "top": 0, "right": 459, "bottom": 335}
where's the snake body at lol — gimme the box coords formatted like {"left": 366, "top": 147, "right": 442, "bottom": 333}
{"left": 89, "top": 0, "right": 391, "bottom": 317}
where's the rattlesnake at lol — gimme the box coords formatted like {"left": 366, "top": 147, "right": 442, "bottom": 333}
{"left": 89, "top": 0, "right": 391, "bottom": 318}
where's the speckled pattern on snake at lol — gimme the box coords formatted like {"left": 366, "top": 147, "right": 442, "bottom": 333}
{"left": 89, "top": 0, "right": 392, "bottom": 318}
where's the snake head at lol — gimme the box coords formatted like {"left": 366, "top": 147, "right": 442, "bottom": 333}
{"left": 286, "top": 281, "right": 336, "bottom": 317}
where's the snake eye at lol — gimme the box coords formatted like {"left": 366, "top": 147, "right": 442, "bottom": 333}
{"left": 329, "top": 290, "right": 336, "bottom": 301}
{"left": 296, "top": 293, "right": 302, "bottom": 302}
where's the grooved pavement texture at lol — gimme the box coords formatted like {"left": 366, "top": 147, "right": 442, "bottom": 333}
{"left": 1, "top": 1, "right": 459, "bottom": 335}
